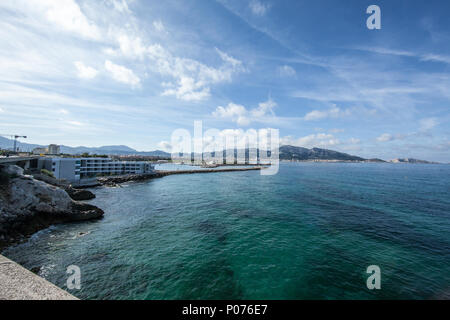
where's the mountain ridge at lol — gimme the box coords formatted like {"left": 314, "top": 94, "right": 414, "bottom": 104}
{"left": 0, "top": 137, "right": 442, "bottom": 163}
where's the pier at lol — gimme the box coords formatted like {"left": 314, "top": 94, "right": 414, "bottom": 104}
{"left": 97, "top": 166, "right": 266, "bottom": 186}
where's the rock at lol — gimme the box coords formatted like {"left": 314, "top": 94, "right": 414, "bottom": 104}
{"left": 2, "top": 165, "right": 24, "bottom": 177}
{"left": 65, "top": 187, "right": 96, "bottom": 201}
{"left": 30, "top": 266, "right": 41, "bottom": 274}
{"left": 32, "top": 173, "right": 95, "bottom": 201}
{"left": 97, "top": 172, "right": 166, "bottom": 186}
{"left": 32, "top": 173, "right": 70, "bottom": 188}
{"left": 77, "top": 231, "right": 90, "bottom": 237}
{"left": 0, "top": 165, "right": 104, "bottom": 249}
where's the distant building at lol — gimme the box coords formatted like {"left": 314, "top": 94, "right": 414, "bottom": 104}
{"left": 39, "top": 157, "right": 154, "bottom": 182}
{"left": 48, "top": 144, "right": 60, "bottom": 155}
{"left": 32, "top": 144, "right": 61, "bottom": 155}
{"left": 32, "top": 147, "right": 48, "bottom": 155}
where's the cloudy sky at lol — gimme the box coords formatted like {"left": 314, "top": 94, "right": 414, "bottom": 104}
{"left": 0, "top": 0, "right": 449, "bottom": 161}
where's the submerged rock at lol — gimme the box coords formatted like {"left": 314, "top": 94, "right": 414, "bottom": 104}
{"left": 0, "top": 165, "right": 104, "bottom": 249}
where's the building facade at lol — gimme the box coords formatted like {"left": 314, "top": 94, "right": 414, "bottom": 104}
{"left": 32, "top": 144, "right": 61, "bottom": 155}
{"left": 48, "top": 144, "right": 61, "bottom": 155}
{"left": 40, "top": 157, "right": 154, "bottom": 182}
{"left": 32, "top": 147, "right": 48, "bottom": 155}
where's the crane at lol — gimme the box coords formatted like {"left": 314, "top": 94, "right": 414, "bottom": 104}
{"left": 0, "top": 134, "right": 27, "bottom": 152}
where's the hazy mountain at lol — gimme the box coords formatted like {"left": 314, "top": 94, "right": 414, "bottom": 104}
{"left": 0, "top": 136, "right": 170, "bottom": 157}
{"left": 279, "top": 145, "right": 366, "bottom": 161}
{"left": 0, "top": 136, "right": 442, "bottom": 163}
{"left": 0, "top": 136, "right": 41, "bottom": 151}
{"left": 389, "top": 158, "right": 440, "bottom": 164}
{"left": 60, "top": 145, "right": 138, "bottom": 155}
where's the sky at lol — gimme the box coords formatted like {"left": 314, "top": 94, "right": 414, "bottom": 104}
{"left": 0, "top": 0, "right": 449, "bottom": 161}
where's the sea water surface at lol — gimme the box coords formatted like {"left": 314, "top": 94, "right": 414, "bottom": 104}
{"left": 3, "top": 163, "right": 450, "bottom": 299}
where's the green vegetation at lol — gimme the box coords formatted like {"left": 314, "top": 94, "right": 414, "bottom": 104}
{"left": 80, "top": 153, "right": 108, "bottom": 158}
{"left": 0, "top": 149, "right": 11, "bottom": 156}
{"left": 40, "top": 169, "right": 55, "bottom": 178}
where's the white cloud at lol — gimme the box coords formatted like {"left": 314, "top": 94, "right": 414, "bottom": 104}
{"left": 147, "top": 45, "right": 244, "bottom": 101}
{"left": 421, "top": 54, "right": 450, "bottom": 64}
{"left": 348, "top": 138, "right": 361, "bottom": 144}
{"left": 158, "top": 140, "right": 172, "bottom": 152}
{"left": 114, "top": 33, "right": 148, "bottom": 60}
{"left": 377, "top": 133, "right": 394, "bottom": 142}
{"left": 251, "top": 98, "right": 276, "bottom": 117}
{"left": 16, "top": 0, "right": 102, "bottom": 40}
{"left": 419, "top": 117, "right": 438, "bottom": 131}
{"left": 356, "top": 47, "right": 450, "bottom": 65}
{"left": 74, "top": 61, "right": 98, "bottom": 79}
{"left": 67, "top": 120, "right": 84, "bottom": 126}
{"left": 213, "top": 103, "right": 249, "bottom": 126}
{"left": 213, "top": 98, "right": 277, "bottom": 126}
{"left": 104, "top": 60, "right": 140, "bottom": 87}
{"left": 281, "top": 133, "right": 341, "bottom": 148}
{"left": 153, "top": 20, "right": 165, "bottom": 32}
{"left": 162, "top": 77, "right": 211, "bottom": 101}
{"left": 249, "top": 0, "right": 270, "bottom": 16}
{"left": 0, "top": 107, "right": 4, "bottom": 113}
{"left": 329, "top": 128, "right": 345, "bottom": 133}
{"left": 215, "top": 48, "right": 243, "bottom": 68}
{"left": 277, "top": 65, "right": 296, "bottom": 77}
{"left": 355, "top": 46, "right": 415, "bottom": 57}
{"left": 280, "top": 133, "right": 362, "bottom": 150}
{"left": 109, "top": 0, "right": 131, "bottom": 13}
{"left": 58, "top": 108, "right": 69, "bottom": 114}
{"left": 303, "top": 106, "right": 351, "bottom": 121}
{"left": 103, "top": 19, "right": 244, "bottom": 100}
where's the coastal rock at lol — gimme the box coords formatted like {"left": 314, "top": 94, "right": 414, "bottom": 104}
{"left": 32, "top": 173, "right": 96, "bottom": 200}
{"left": 0, "top": 165, "right": 104, "bottom": 248}
{"left": 2, "top": 165, "right": 24, "bottom": 177}
{"left": 97, "top": 173, "right": 162, "bottom": 186}
{"left": 65, "top": 187, "right": 96, "bottom": 201}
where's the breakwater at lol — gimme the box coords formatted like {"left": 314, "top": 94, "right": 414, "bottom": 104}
{"left": 97, "top": 166, "right": 265, "bottom": 186}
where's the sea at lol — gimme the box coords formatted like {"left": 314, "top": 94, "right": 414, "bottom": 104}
{"left": 2, "top": 162, "right": 450, "bottom": 299}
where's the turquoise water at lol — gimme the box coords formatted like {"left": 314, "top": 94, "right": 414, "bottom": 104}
{"left": 3, "top": 163, "right": 450, "bottom": 299}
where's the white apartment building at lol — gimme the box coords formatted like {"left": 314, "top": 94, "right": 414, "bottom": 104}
{"left": 40, "top": 157, "right": 154, "bottom": 182}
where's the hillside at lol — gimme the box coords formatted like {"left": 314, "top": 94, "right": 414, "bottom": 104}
{"left": 1, "top": 136, "right": 442, "bottom": 163}
{"left": 0, "top": 137, "right": 170, "bottom": 157}
{"left": 279, "top": 145, "right": 366, "bottom": 161}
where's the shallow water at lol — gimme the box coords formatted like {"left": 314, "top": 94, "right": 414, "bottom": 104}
{"left": 3, "top": 163, "right": 450, "bottom": 299}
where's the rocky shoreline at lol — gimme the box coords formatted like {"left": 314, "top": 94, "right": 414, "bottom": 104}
{"left": 0, "top": 165, "right": 264, "bottom": 250}
{"left": 0, "top": 165, "right": 104, "bottom": 250}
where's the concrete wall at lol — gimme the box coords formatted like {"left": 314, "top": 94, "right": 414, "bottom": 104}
{"left": 0, "top": 255, "right": 78, "bottom": 300}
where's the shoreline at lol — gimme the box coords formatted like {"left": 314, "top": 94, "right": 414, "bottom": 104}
{"left": 0, "top": 166, "right": 265, "bottom": 250}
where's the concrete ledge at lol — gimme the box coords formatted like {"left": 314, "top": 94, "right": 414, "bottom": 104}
{"left": 0, "top": 255, "right": 78, "bottom": 300}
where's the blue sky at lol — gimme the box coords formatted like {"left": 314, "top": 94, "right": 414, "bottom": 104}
{"left": 0, "top": 0, "right": 449, "bottom": 161}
